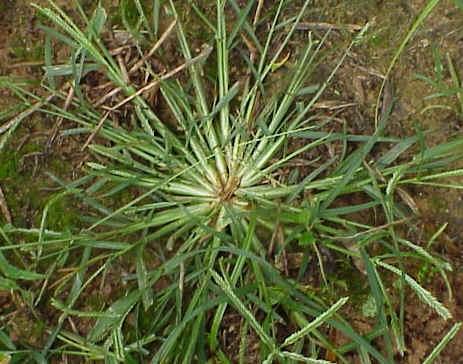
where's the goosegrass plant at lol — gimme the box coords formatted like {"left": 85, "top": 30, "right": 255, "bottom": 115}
{"left": 1, "top": 0, "right": 463, "bottom": 363}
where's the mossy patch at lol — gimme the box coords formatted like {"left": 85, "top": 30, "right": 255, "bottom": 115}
{"left": 0, "top": 151, "right": 19, "bottom": 180}
{"left": 44, "top": 196, "right": 79, "bottom": 231}
{"left": 9, "top": 313, "right": 46, "bottom": 348}
{"left": 0, "top": 0, "right": 17, "bottom": 13}
{"left": 10, "top": 42, "right": 44, "bottom": 62}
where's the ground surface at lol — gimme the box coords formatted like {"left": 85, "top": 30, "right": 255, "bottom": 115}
{"left": 1, "top": 0, "right": 463, "bottom": 363}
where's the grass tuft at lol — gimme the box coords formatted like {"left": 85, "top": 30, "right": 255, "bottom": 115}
{"left": 1, "top": 0, "right": 462, "bottom": 363}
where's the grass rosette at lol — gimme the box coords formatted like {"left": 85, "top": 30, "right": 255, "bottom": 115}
{"left": 1, "top": 0, "right": 463, "bottom": 362}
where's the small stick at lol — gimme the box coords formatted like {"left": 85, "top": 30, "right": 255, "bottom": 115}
{"left": 47, "top": 85, "right": 74, "bottom": 148}
{"left": 250, "top": 0, "right": 264, "bottom": 64}
{"left": 253, "top": 0, "right": 264, "bottom": 26}
{"left": 241, "top": 33, "right": 257, "bottom": 63}
{"left": 109, "top": 44, "right": 134, "bottom": 56}
{"left": 355, "top": 65, "right": 386, "bottom": 79}
{"left": 179, "top": 261, "right": 185, "bottom": 293}
{"left": 0, "top": 185, "right": 12, "bottom": 224}
{"left": 109, "top": 45, "right": 213, "bottom": 111}
{"left": 129, "top": 20, "right": 177, "bottom": 74}
{"left": 313, "top": 101, "right": 357, "bottom": 110}
{"left": 331, "top": 218, "right": 410, "bottom": 241}
{"left": 6, "top": 61, "right": 44, "bottom": 69}
{"left": 117, "top": 54, "right": 130, "bottom": 84}
{"left": 81, "top": 111, "right": 110, "bottom": 151}
{"left": 380, "top": 79, "right": 394, "bottom": 121}
{"left": 94, "top": 86, "right": 123, "bottom": 106}
{"left": 67, "top": 317, "right": 79, "bottom": 334}
{"left": 93, "top": 20, "right": 177, "bottom": 107}
{"left": 296, "top": 22, "right": 362, "bottom": 33}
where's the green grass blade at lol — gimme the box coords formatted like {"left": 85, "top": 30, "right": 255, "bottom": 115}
{"left": 377, "top": 261, "right": 451, "bottom": 320}
{"left": 282, "top": 297, "right": 349, "bottom": 347}
{"left": 423, "top": 322, "right": 462, "bottom": 364}
{"left": 210, "top": 269, "right": 277, "bottom": 352}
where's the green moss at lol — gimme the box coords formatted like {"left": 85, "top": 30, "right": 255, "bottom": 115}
{"left": 0, "top": 137, "right": 83, "bottom": 226}
{"left": 43, "top": 197, "right": 79, "bottom": 231}
{"left": 368, "top": 32, "right": 388, "bottom": 48}
{"left": 11, "top": 314, "right": 46, "bottom": 348}
{"left": 0, "top": 0, "right": 15, "bottom": 13}
{"left": 10, "top": 39, "right": 44, "bottom": 62}
{"left": 22, "top": 142, "right": 41, "bottom": 154}
{"left": 49, "top": 157, "right": 70, "bottom": 175}
{"left": 0, "top": 151, "right": 19, "bottom": 180}
{"left": 329, "top": 260, "right": 370, "bottom": 304}
{"left": 429, "top": 195, "right": 447, "bottom": 213}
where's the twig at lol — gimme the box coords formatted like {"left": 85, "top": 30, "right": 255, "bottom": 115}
{"left": 313, "top": 101, "right": 357, "bottom": 110}
{"left": 380, "top": 79, "right": 394, "bottom": 121}
{"left": 47, "top": 85, "right": 74, "bottom": 148}
{"left": 109, "top": 45, "right": 213, "bottom": 112}
{"left": 0, "top": 186, "right": 12, "bottom": 224}
{"left": 0, "top": 118, "right": 18, "bottom": 135}
{"left": 330, "top": 218, "right": 410, "bottom": 241}
{"left": 129, "top": 20, "right": 177, "bottom": 74}
{"left": 94, "top": 20, "right": 177, "bottom": 107}
{"left": 117, "top": 55, "right": 130, "bottom": 84}
{"left": 296, "top": 22, "right": 362, "bottom": 33}
{"left": 6, "top": 61, "right": 44, "bottom": 69}
{"left": 81, "top": 111, "right": 110, "bottom": 151}
{"left": 94, "top": 86, "right": 123, "bottom": 106}
{"left": 109, "top": 44, "right": 134, "bottom": 56}
{"left": 355, "top": 65, "right": 386, "bottom": 79}
{"left": 253, "top": 0, "right": 264, "bottom": 26}
{"left": 241, "top": 33, "right": 257, "bottom": 64}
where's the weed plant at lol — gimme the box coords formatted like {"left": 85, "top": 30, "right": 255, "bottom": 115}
{"left": 1, "top": 0, "right": 463, "bottom": 363}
